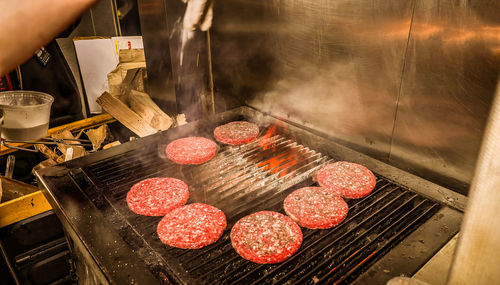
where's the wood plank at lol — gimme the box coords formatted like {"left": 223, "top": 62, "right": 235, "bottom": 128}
{"left": 0, "top": 191, "right": 52, "bottom": 228}
{"left": 129, "top": 90, "right": 173, "bottom": 131}
{"left": 96, "top": 92, "right": 157, "bottom": 137}
{"left": 47, "top": 114, "right": 115, "bottom": 135}
{"left": 0, "top": 114, "right": 115, "bottom": 156}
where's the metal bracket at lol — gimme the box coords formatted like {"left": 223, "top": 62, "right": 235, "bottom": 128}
{"left": 1, "top": 138, "right": 93, "bottom": 153}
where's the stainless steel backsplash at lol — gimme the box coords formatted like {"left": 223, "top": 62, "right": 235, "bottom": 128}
{"left": 208, "top": 0, "right": 500, "bottom": 194}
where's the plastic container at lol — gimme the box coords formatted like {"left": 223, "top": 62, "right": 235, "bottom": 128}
{"left": 0, "top": 91, "right": 54, "bottom": 141}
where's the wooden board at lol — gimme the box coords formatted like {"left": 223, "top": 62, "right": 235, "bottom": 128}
{"left": 129, "top": 90, "right": 173, "bottom": 131}
{"left": 97, "top": 92, "right": 157, "bottom": 137}
{"left": 0, "top": 191, "right": 52, "bottom": 228}
{"left": 48, "top": 114, "right": 115, "bottom": 135}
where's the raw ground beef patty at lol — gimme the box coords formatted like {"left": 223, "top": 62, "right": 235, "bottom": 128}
{"left": 157, "top": 203, "right": 226, "bottom": 249}
{"left": 230, "top": 211, "right": 303, "bottom": 264}
{"left": 165, "top": 137, "right": 217, "bottom": 165}
{"left": 284, "top": 187, "right": 348, "bottom": 229}
{"left": 316, "top": 161, "right": 377, "bottom": 199}
{"left": 213, "top": 121, "right": 260, "bottom": 145}
{"left": 126, "top": 177, "right": 189, "bottom": 216}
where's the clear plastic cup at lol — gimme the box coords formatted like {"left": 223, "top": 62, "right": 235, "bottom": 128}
{"left": 0, "top": 91, "right": 54, "bottom": 141}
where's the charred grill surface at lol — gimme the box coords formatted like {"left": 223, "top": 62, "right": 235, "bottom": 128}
{"left": 79, "top": 130, "right": 441, "bottom": 285}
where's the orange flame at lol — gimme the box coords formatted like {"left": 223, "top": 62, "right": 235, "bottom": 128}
{"left": 257, "top": 149, "right": 303, "bottom": 178}
{"left": 259, "top": 124, "right": 278, "bottom": 151}
{"left": 257, "top": 149, "right": 293, "bottom": 170}
{"left": 256, "top": 121, "right": 301, "bottom": 177}
{"left": 259, "top": 121, "right": 287, "bottom": 151}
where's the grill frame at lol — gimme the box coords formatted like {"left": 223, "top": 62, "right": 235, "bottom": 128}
{"left": 35, "top": 107, "right": 464, "bottom": 285}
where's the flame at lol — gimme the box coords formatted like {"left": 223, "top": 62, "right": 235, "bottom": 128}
{"left": 259, "top": 121, "right": 287, "bottom": 151}
{"left": 258, "top": 155, "right": 291, "bottom": 178}
{"left": 274, "top": 157, "right": 300, "bottom": 177}
{"left": 276, "top": 147, "right": 306, "bottom": 177}
{"left": 256, "top": 121, "right": 302, "bottom": 177}
{"left": 259, "top": 124, "right": 278, "bottom": 151}
{"left": 258, "top": 149, "right": 293, "bottom": 170}
{"left": 257, "top": 148, "right": 303, "bottom": 178}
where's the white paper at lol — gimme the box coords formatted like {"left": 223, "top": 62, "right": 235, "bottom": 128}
{"left": 74, "top": 38, "right": 119, "bottom": 114}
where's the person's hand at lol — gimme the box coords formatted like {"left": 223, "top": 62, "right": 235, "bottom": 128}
{"left": 0, "top": 0, "right": 99, "bottom": 75}
{"left": 182, "top": 0, "right": 214, "bottom": 32}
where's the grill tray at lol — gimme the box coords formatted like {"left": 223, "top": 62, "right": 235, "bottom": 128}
{"left": 80, "top": 130, "right": 440, "bottom": 285}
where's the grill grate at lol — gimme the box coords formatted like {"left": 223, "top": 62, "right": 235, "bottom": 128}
{"left": 80, "top": 130, "right": 440, "bottom": 284}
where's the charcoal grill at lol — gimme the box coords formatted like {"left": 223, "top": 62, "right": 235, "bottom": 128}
{"left": 35, "top": 107, "right": 463, "bottom": 284}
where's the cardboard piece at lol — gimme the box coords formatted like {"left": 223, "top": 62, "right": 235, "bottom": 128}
{"left": 107, "top": 51, "right": 146, "bottom": 99}
{"left": 85, "top": 125, "right": 109, "bottom": 151}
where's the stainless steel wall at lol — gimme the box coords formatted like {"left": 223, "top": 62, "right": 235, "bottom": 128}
{"left": 389, "top": 0, "right": 500, "bottom": 193}
{"left": 209, "top": 0, "right": 500, "bottom": 194}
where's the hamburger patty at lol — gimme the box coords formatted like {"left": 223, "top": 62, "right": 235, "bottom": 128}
{"left": 126, "top": 177, "right": 189, "bottom": 216}
{"left": 317, "top": 161, "right": 376, "bottom": 199}
{"left": 230, "top": 211, "right": 303, "bottom": 264}
{"left": 213, "top": 121, "right": 260, "bottom": 145}
{"left": 165, "top": 137, "right": 217, "bottom": 165}
{"left": 284, "top": 187, "right": 348, "bottom": 229}
{"left": 157, "top": 203, "right": 227, "bottom": 249}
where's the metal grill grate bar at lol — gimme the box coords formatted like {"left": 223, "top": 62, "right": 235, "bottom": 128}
{"left": 97, "top": 151, "right": 159, "bottom": 179}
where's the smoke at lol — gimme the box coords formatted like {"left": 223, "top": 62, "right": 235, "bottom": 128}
{"left": 248, "top": 57, "right": 397, "bottom": 156}
{"left": 209, "top": 0, "right": 413, "bottom": 156}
